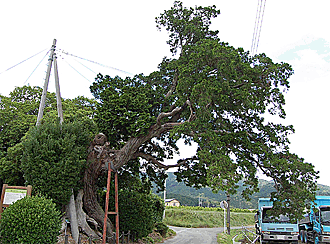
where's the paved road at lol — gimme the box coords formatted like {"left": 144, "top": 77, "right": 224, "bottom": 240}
{"left": 163, "top": 226, "right": 224, "bottom": 244}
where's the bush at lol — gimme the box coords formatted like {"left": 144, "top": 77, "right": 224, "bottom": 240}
{"left": 21, "top": 120, "right": 95, "bottom": 208}
{"left": 0, "top": 195, "right": 61, "bottom": 244}
{"left": 155, "top": 222, "right": 169, "bottom": 237}
{"left": 118, "top": 190, "right": 165, "bottom": 240}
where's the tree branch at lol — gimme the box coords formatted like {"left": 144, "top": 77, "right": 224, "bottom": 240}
{"left": 156, "top": 100, "right": 189, "bottom": 126}
{"left": 134, "top": 152, "right": 188, "bottom": 169}
{"left": 165, "top": 73, "right": 178, "bottom": 98}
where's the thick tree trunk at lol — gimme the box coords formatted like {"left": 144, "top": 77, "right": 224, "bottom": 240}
{"left": 75, "top": 189, "right": 101, "bottom": 239}
{"left": 83, "top": 134, "right": 115, "bottom": 242}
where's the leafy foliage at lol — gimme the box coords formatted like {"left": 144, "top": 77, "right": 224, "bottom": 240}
{"left": 0, "top": 86, "right": 45, "bottom": 158}
{"left": 118, "top": 189, "right": 164, "bottom": 240}
{"left": 0, "top": 85, "right": 97, "bottom": 190}
{"left": 89, "top": 1, "right": 318, "bottom": 219}
{"left": 0, "top": 143, "right": 25, "bottom": 186}
{"left": 0, "top": 196, "right": 61, "bottom": 244}
{"left": 21, "top": 120, "right": 96, "bottom": 207}
{"left": 0, "top": 86, "right": 96, "bottom": 157}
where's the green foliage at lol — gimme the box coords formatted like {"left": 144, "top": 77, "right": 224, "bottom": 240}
{"left": 90, "top": 74, "right": 163, "bottom": 149}
{"left": 217, "top": 228, "right": 253, "bottom": 244}
{"left": 0, "top": 143, "right": 25, "bottom": 186}
{"left": 156, "top": 172, "right": 329, "bottom": 210}
{"left": 0, "top": 86, "right": 45, "bottom": 157}
{"left": 91, "top": 1, "right": 318, "bottom": 221}
{"left": 0, "top": 195, "right": 61, "bottom": 244}
{"left": 21, "top": 120, "right": 96, "bottom": 207}
{"left": 154, "top": 222, "right": 169, "bottom": 237}
{"left": 155, "top": 0, "right": 220, "bottom": 54}
{"left": 0, "top": 86, "right": 97, "bottom": 188}
{"left": 163, "top": 207, "right": 255, "bottom": 228}
{"left": 118, "top": 189, "right": 165, "bottom": 240}
{"left": 166, "top": 205, "right": 256, "bottom": 213}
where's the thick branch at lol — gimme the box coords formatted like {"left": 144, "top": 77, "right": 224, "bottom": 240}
{"left": 157, "top": 100, "right": 191, "bottom": 126}
{"left": 134, "top": 152, "right": 188, "bottom": 169}
{"left": 165, "top": 73, "right": 178, "bottom": 98}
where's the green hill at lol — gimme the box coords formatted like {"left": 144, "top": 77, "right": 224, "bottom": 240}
{"left": 154, "top": 172, "right": 330, "bottom": 209}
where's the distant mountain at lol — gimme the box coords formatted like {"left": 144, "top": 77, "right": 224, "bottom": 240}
{"left": 154, "top": 172, "right": 330, "bottom": 209}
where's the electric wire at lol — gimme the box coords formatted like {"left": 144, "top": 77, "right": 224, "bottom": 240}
{"left": 69, "top": 55, "right": 98, "bottom": 75}
{"left": 251, "top": 0, "right": 266, "bottom": 56}
{"left": 58, "top": 49, "right": 134, "bottom": 76}
{"left": 24, "top": 49, "right": 50, "bottom": 85}
{"left": 251, "top": 0, "right": 263, "bottom": 55}
{"left": 60, "top": 55, "right": 94, "bottom": 83}
{"left": 0, "top": 48, "right": 48, "bottom": 75}
{"left": 255, "top": 0, "right": 267, "bottom": 55}
{"left": 251, "top": 0, "right": 261, "bottom": 55}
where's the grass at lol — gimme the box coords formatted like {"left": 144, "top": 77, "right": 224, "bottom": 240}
{"left": 163, "top": 207, "right": 255, "bottom": 228}
{"left": 217, "top": 227, "right": 256, "bottom": 244}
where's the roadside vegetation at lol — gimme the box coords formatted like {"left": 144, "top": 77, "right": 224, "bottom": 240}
{"left": 217, "top": 227, "right": 256, "bottom": 244}
{"left": 163, "top": 206, "right": 255, "bottom": 228}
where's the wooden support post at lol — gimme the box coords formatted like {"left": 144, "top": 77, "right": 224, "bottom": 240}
{"left": 36, "top": 39, "right": 56, "bottom": 126}
{"left": 102, "top": 164, "right": 119, "bottom": 244}
{"left": 53, "top": 54, "right": 63, "bottom": 124}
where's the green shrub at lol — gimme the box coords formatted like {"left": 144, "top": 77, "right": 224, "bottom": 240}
{"left": 155, "top": 222, "right": 169, "bottom": 237}
{"left": 21, "top": 120, "right": 95, "bottom": 208}
{"left": 118, "top": 190, "right": 164, "bottom": 240}
{"left": 0, "top": 195, "right": 61, "bottom": 244}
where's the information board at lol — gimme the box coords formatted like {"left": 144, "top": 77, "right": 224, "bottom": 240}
{"left": 0, "top": 184, "right": 32, "bottom": 218}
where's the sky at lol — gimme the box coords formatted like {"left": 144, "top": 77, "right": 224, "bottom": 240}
{"left": 0, "top": 1, "right": 329, "bottom": 186}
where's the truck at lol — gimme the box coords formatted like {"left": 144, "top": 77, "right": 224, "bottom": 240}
{"left": 298, "top": 196, "right": 330, "bottom": 243}
{"left": 255, "top": 198, "right": 299, "bottom": 243}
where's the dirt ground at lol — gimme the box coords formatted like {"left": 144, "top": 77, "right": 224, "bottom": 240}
{"left": 57, "top": 229, "right": 170, "bottom": 244}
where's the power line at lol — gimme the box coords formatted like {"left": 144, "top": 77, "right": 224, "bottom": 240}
{"left": 251, "top": 0, "right": 262, "bottom": 55}
{"left": 0, "top": 48, "right": 48, "bottom": 75}
{"left": 24, "top": 49, "right": 50, "bottom": 85}
{"left": 251, "top": 0, "right": 267, "bottom": 56}
{"left": 61, "top": 55, "right": 94, "bottom": 83}
{"left": 58, "top": 49, "right": 134, "bottom": 76}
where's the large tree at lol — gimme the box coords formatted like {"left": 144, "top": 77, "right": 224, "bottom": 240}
{"left": 85, "top": 1, "right": 318, "bottom": 232}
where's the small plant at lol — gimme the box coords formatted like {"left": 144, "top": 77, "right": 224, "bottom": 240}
{"left": 155, "top": 222, "right": 169, "bottom": 237}
{"left": 0, "top": 195, "right": 61, "bottom": 244}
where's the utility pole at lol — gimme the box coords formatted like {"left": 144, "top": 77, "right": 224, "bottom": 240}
{"left": 53, "top": 51, "right": 63, "bottom": 124}
{"left": 163, "top": 177, "right": 167, "bottom": 220}
{"left": 35, "top": 39, "right": 77, "bottom": 243}
{"left": 226, "top": 193, "right": 231, "bottom": 235}
{"left": 36, "top": 39, "right": 63, "bottom": 125}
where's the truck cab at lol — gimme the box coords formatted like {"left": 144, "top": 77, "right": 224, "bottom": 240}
{"left": 299, "top": 197, "right": 330, "bottom": 243}
{"left": 255, "top": 198, "right": 299, "bottom": 243}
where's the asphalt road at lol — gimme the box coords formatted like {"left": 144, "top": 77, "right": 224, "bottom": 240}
{"left": 162, "top": 226, "right": 225, "bottom": 244}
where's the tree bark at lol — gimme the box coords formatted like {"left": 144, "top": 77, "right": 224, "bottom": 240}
{"left": 75, "top": 189, "right": 101, "bottom": 239}
{"left": 83, "top": 133, "right": 115, "bottom": 241}
{"left": 67, "top": 189, "right": 79, "bottom": 243}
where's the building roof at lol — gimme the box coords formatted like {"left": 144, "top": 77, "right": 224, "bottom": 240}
{"left": 165, "top": 199, "right": 178, "bottom": 202}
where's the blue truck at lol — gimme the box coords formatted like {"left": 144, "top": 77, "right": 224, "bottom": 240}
{"left": 298, "top": 196, "right": 330, "bottom": 243}
{"left": 255, "top": 198, "right": 299, "bottom": 243}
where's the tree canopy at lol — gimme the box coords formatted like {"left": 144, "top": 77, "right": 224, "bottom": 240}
{"left": 89, "top": 1, "right": 318, "bottom": 219}
{"left": 0, "top": 86, "right": 97, "bottom": 188}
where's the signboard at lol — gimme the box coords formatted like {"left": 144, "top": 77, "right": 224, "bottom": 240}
{"left": 3, "top": 188, "right": 28, "bottom": 205}
{"left": 220, "top": 200, "right": 228, "bottom": 209}
{"left": 0, "top": 184, "right": 32, "bottom": 218}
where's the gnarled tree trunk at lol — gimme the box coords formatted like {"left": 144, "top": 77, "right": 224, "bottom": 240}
{"left": 83, "top": 133, "right": 115, "bottom": 242}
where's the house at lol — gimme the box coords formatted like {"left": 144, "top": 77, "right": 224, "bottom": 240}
{"left": 165, "top": 198, "right": 180, "bottom": 207}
